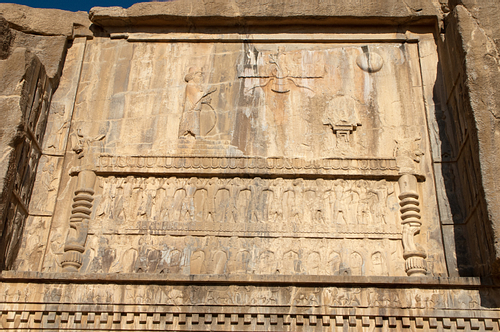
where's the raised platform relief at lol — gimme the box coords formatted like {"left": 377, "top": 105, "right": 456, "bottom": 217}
{"left": 16, "top": 38, "right": 446, "bottom": 279}
{"left": 94, "top": 155, "right": 401, "bottom": 177}
{"left": 93, "top": 176, "right": 400, "bottom": 235}
{"left": 82, "top": 234, "right": 405, "bottom": 276}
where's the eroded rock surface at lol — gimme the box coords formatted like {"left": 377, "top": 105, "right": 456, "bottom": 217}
{"left": 0, "top": 1, "right": 500, "bottom": 331}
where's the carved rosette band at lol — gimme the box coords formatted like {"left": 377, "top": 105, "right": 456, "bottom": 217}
{"left": 398, "top": 174, "right": 427, "bottom": 276}
{"left": 61, "top": 170, "right": 96, "bottom": 272}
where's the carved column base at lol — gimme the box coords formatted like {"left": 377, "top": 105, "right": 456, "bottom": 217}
{"left": 404, "top": 252, "right": 427, "bottom": 276}
{"left": 61, "top": 251, "right": 83, "bottom": 272}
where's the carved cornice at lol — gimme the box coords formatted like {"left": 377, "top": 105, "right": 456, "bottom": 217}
{"left": 70, "top": 155, "right": 412, "bottom": 178}
{"left": 0, "top": 271, "right": 485, "bottom": 287}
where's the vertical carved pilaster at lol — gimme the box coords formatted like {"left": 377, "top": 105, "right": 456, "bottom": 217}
{"left": 61, "top": 130, "right": 104, "bottom": 272}
{"left": 398, "top": 174, "right": 427, "bottom": 276}
{"left": 395, "top": 137, "right": 427, "bottom": 276}
{"left": 61, "top": 170, "right": 95, "bottom": 272}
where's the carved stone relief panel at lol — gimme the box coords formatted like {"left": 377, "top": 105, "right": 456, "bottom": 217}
{"left": 42, "top": 38, "right": 87, "bottom": 156}
{"left": 79, "top": 175, "right": 409, "bottom": 276}
{"left": 28, "top": 155, "right": 63, "bottom": 216}
{"left": 91, "top": 176, "right": 401, "bottom": 236}
{"left": 2, "top": 281, "right": 498, "bottom": 311}
{"left": 11, "top": 216, "right": 51, "bottom": 271}
{"left": 80, "top": 234, "right": 405, "bottom": 276}
{"left": 23, "top": 33, "right": 448, "bottom": 279}
{"left": 39, "top": 165, "right": 442, "bottom": 277}
{"left": 70, "top": 39, "right": 430, "bottom": 161}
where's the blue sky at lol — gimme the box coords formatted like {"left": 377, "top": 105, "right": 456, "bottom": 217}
{"left": 6, "top": 0, "right": 142, "bottom": 12}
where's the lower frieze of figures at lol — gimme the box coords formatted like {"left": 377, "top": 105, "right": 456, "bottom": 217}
{"left": 1, "top": 283, "right": 497, "bottom": 310}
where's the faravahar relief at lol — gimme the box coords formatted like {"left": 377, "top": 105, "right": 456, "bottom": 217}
{"left": 238, "top": 47, "right": 324, "bottom": 94}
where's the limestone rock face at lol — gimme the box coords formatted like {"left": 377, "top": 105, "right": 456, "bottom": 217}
{"left": 0, "top": 4, "right": 64, "bottom": 272}
{"left": 90, "top": 0, "right": 439, "bottom": 27}
{"left": 0, "top": 48, "right": 52, "bottom": 270}
{"left": 11, "top": 32, "right": 67, "bottom": 79}
{"left": 453, "top": 2, "right": 500, "bottom": 275}
{"left": 0, "top": 3, "right": 91, "bottom": 37}
{"left": 438, "top": 1, "right": 500, "bottom": 276}
{"left": 0, "top": 16, "right": 12, "bottom": 60}
{"left": 1, "top": 1, "right": 500, "bottom": 331}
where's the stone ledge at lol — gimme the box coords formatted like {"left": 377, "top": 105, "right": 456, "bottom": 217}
{"left": 0, "top": 271, "right": 486, "bottom": 287}
{"left": 89, "top": 0, "right": 440, "bottom": 28}
{"left": 0, "top": 3, "right": 91, "bottom": 37}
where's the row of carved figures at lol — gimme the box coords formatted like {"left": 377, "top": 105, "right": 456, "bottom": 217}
{"left": 95, "top": 176, "right": 399, "bottom": 226}
{"left": 86, "top": 244, "right": 398, "bottom": 276}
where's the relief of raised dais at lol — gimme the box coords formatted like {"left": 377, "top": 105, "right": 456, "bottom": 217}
{"left": 17, "top": 36, "right": 446, "bottom": 279}
{"left": 81, "top": 235, "right": 405, "bottom": 276}
{"left": 93, "top": 176, "right": 399, "bottom": 230}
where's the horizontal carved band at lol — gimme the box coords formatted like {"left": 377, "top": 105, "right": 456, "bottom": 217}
{"left": 93, "top": 176, "right": 402, "bottom": 238}
{"left": 0, "top": 276, "right": 494, "bottom": 307}
{"left": 110, "top": 32, "right": 421, "bottom": 43}
{"left": 97, "top": 224, "right": 402, "bottom": 239}
{"left": 85, "top": 155, "right": 407, "bottom": 178}
{"left": 1, "top": 307, "right": 497, "bottom": 331}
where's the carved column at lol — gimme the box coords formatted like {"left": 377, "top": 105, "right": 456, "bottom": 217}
{"left": 61, "top": 131, "right": 104, "bottom": 272}
{"left": 398, "top": 174, "right": 427, "bottom": 276}
{"left": 61, "top": 171, "right": 95, "bottom": 272}
{"left": 395, "top": 137, "right": 427, "bottom": 276}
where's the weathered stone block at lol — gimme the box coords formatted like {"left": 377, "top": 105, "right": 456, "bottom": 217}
{"left": 0, "top": 1, "right": 499, "bottom": 331}
{"left": 0, "top": 3, "right": 91, "bottom": 37}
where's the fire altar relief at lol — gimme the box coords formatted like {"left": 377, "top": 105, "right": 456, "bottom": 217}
{"left": 21, "top": 39, "right": 447, "bottom": 279}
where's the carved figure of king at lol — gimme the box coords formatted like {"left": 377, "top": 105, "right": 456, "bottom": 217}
{"left": 178, "top": 68, "right": 216, "bottom": 139}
